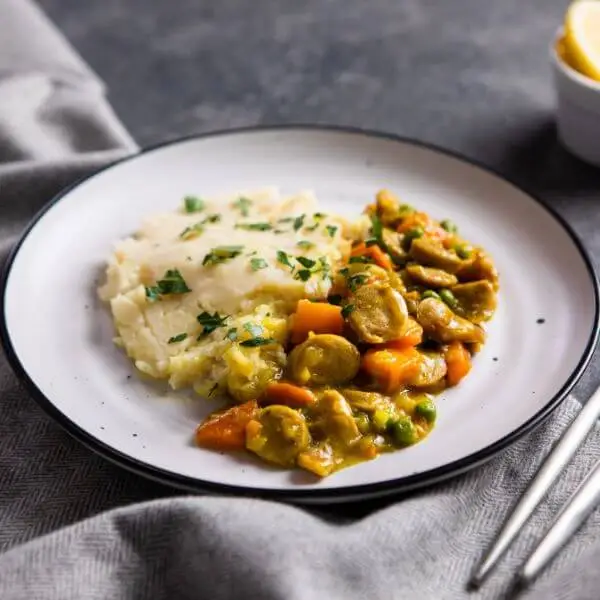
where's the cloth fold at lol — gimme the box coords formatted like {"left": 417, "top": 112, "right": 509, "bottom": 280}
{"left": 1, "top": 1, "right": 599, "bottom": 599}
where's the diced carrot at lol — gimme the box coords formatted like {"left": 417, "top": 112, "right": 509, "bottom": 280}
{"left": 444, "top": 341, "right": 472, "bottom": 387}
{"left": 261, "top": 382, "right": 317, "bottom": 408}
{"left": 351, "top": 242, "right": 393, "bottom": 270}
{"left": 195, "top": 400, "right": 258, "bottom": 451}
{"left": 290, "top": 299, "right": 344, "bottom": 344}
{"left": 382, "top": 319, "right": 423, "bottom": 349}
{"left": 361, "top": 347, "right": 422, "bottom": 394}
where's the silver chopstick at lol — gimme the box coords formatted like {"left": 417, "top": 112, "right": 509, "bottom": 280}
{"left": 517, "top": 457, "right": 600, "bottom": 586}
{"left": 470, "top": 386, "right": 600, "bottom": 588}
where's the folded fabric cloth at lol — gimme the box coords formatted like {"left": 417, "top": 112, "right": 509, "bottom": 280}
{"left": 1, "top": 1, "right": 599, "bottom": 599}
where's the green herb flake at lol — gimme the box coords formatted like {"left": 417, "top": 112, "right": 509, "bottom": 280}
{"left": 179, "top": 213, "right": 221, "bottom": 240}
{"left": 341, "top": 304, "right": 356, "bottom": 318}
{"left": 297, "top": 240, "right": 314, "bottom": 250}
{"left": 168, "top": 333, "right": 188, "bottom": 344}
{"left": 370, "top": 215, "right": 383, "bottom": 242}
{"left": 364, "top": 237, "right": 378, "bottom": 247}
{"left": 327, "top": 294, "right": 343, "bottom": 305}
{"left": 349, "top": 255, "right": 373, "bottom": 264}
{"left": 197, "top": 311, "right": 229, "bottom": 337}
{"left": 250, "top": 257, "right": 268, "bottom": 271}
{"left": 325, "top": 225, "right": 338, "bottom": 238}
{"left": 225, "top": 328, "right": 238, "bottom": 341}
{"left": 202, "top": 245, "right": 244, "bottom": 266}
{"left": 179, "top": 223, "right": 204, "bottom": 240}
{"left": 236, "top": 222, "right": 273, "bottom": 231}
{"left": 293, "top": 214, "right": 306, "bottom": 232}
{"left": 232, "top": 197, "right": 253, "bottom": 217}
{"left": 294, "top": 269, "right": 312, "bottom": 282}
{"left": 339, "top": 267, "right": 350, "bottom": 277}
{"left": 278, "top": 217, "right": 294, "bottom": 224}
{"left": 184, "top": 196, "right": 205, "bottom": 213}
{"left": 276, "top": 250, "right": 294, "bottom": 270}
{"left": 296, "top": 256, "right": 316, "bottom": 269}
{"left": 239, "top": 337, "right": 275, "bottom": 348}
{"left": 145, "top": 269, "right": 191, "bottom": 300}
{"left": 348, "top": 273, "right": 368, "bottom": 292}
{"left": 313, "top": 212, "right": 326, "bottom": 220}
{"left": 317, "top": 256, "right": 332, "bottom": 282}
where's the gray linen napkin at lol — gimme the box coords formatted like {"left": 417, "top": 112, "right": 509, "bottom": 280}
{"left": 1, "top": 1, "right": 600, "bottom": 599}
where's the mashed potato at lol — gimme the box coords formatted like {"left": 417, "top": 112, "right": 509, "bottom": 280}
{"left": 98, "top": 188, "right": 351, "bottom": 399}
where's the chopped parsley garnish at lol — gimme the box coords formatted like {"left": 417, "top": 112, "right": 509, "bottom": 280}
{"left": 294, "top": 269, "right": 312, "bottom": 282}
{"left": 168, "top": 333, "right": 188, "bottom": 344}
{"left": 276, "top": 250, "right": 294, "bottom": 270}
{"left": 197, "top": 311, "right": 229, "bottom": 337}
{"left": 297, "top": 240, "right": 314, "bottom": 250}
{"left": 179, "top": 214, "right": 221, "bottom": 239}
{"left": 364, "top": 237, "right": 378, "bottom": 247}
{"left": 236, "top": 222, "right": 273, "bottom": 231}
{"left": 293, "top": 214, "right": 306, "bottom": 231}
{"left": 250, "top": 257, "right": 268, "bottom": 271}
{"left": 225, "top": 327, "right": 238, "bottom": 341}
{"left": 327, "top": 294, "right": 343, "bottom": 305}
{"left": 347, "top": 273, "right": 368, "bottom": 292}
{"left": 325, "top": 225, "right": 338, "bottom": 238}
{"left": 184, "top": 196, "right": 205, "bottom": 213}
{"left": 313, "top": 212, "right": 326, "bottom": 220}
{"left": 349, "top": 255, "right": 373, "bottom": 264}
{"left": 202, "top": 245, "right": 244, "bottom": 266}
{"left": 179, "top": 223, "right": 204, "bottom": 240}
{"left": 239, "top": 337, "right": 275, "bottom": 347}
{"left": 145, "top": 269, "right": 191, "bottom": 300}
{"left": 232, "top": 197, "right": 252, "bottom": 217}
{"left": 341, "top": 304, "right": 356, "bottom": 318}
{"left": 305, "top": 223, "right": 319, "bottom": 232}
{"left": 370, "top": 214, "right": 384, "bottom": 243}
{"left": 278, "top": 217, "right": 294, "bottom": 223}
{"left": 296, "top": 256, "right": 316, "bottom": 269}
{"left": 339, "top": 267, "right": 350, "bottom": 277}
{"left": 243, "top": 322, "right": 264, "bottom": 338}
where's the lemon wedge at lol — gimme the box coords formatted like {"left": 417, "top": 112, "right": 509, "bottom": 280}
{"left": 564, "top": 1, "right": 600, "bottom": 81}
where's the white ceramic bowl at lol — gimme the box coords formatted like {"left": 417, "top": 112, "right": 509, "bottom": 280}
{"left": 552, "top": 31, "right": 600, "bottom": 167}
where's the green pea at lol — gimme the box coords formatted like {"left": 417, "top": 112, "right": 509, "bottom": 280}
{"left": 398, "top": 204, "right": 415, "bottom": 216}
{"left": 440, "top": 219, "right": 458, "bottom": 234}
{"left": 415, "top": 399, "right": 437, "bottom": 423}
{"left": 439, "top": 288, "right": 459, "bottom": 310}
{"left": 354, "top": 413, "right": 371, "bottom": 435}
{"left": 389, "top": 417, "right": 418, "bottom": 446}
{"left": 455, "top": 244, "right": 472, "bottom": 259}
{"left": 421, "top": 290, "right": 440, "bottom": 300}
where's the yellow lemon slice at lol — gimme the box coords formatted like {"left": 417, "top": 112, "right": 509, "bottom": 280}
{"left": 564, "top": 0, "right": 600, "bottom": 81}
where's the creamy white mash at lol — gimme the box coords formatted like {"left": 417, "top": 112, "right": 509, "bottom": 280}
{"left": 98, "top": 188, "right": 350, "bottom": 398}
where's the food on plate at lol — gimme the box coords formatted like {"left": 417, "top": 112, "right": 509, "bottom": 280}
{"left": 99, "top": 187, "right": 498, "bottom": 477}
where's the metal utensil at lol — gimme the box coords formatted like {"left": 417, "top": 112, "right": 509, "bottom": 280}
{"left": 470, "top": 387, "right": 600, "bottom": 588}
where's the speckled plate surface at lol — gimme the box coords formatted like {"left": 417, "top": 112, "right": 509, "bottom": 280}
{"left": 1, "top": 126, "right": 598, "bottom": 503}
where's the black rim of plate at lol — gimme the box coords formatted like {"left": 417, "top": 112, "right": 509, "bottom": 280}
{"left": 1, "top": 125, "right": 599, "bottom": 503}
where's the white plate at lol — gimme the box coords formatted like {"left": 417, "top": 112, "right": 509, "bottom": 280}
{"left": 1, "top": 126, "right": 598, "bottom": 503}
